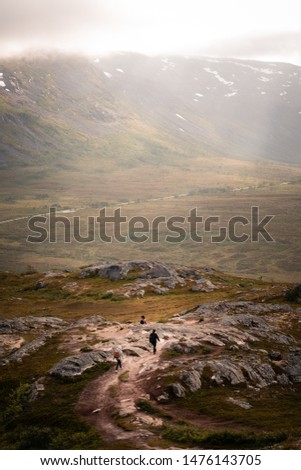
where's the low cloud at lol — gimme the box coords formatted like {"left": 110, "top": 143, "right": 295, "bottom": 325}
{"left": 205, "top": 32, "right": 301, "bottom": 63}
{"left": 0, "top": 0, "right": 300, "bottom": 65}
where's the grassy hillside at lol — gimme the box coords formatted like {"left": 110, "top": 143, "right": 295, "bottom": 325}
{"left": 0, "top": 265, "right": 300, "bottom": 449}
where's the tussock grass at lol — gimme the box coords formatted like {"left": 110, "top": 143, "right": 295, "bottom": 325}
{"left": 0, "top": 362, "right": 111, "bottom": 449}
{"left": 162, "top": 426, "right": 287, "bottom": 449}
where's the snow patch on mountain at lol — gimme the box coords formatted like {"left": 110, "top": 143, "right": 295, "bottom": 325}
{"left": 204, "top": 68, "right": 234, "bottom": 86}
{"left": 161, "top": 58, "right": 176, "bottom": 71}
{"left": 103, "top": 72, "right": 112, "bottom": 79}
{"left": 0, "top": 73, "right": 5, "bottom": 87}
{"left": 231, "top": 62, "right": 284, "bottom": 75}
{"left": 176, "top": 113, "right": 186, "bottom": 121}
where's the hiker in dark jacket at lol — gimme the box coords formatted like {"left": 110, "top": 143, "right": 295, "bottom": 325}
{"left": 149, "top": 329, "right": 160, "bottom": 354}
{"left": 140, "top": 315, "right": 147, "bottom": 325}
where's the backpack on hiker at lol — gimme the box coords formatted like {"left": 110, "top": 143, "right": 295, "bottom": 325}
{"left": 114, "top": 350, "right": 120, "bottom": 359}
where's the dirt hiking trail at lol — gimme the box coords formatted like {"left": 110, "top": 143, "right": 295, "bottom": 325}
{"left": 76, "top": 324, "right": 170, "bottom": 448}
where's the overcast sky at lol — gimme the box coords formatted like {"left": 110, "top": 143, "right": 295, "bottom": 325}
{"left": 0, "top": 0, "right": 300, "bottom": 64}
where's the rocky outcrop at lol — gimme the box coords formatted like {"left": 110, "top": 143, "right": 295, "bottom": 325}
{"left": 79, "top": 261, "right": 153, "bottom": 279}
{"left": 186, "top": 301, "right": 294, "bottom": 318}
{"left": 49, "top": 350, "right": 109, "bottom": 378}
{"left": 170, "top": 382, "right": 186, "bottom": 398}
{"left": 68, "top": 315, "right": 107, "bottom": 329}
{"left": 282, "top": 349, "right": 301, "bottom": 382}
{"left": 180, "top": 369, "right": 202, "bottom": 392}
{"left": 0, "top": 333, "right": 54, "bottom": 365}
{"left": 190, "top": 279, "right": 217, "bottom": 292}
{"left": 165, "top": 351, "right": 301, "bottom": 397}
{"left": 0, "top": 316, "right": 67, "bottom": 334}
{"left": 0, "top": 315, "right": 108, "bottom": 365}
{"left": 79, "top": 261, "right": 218, "bottom": 298}
{"left": 193, "top": 357, "right": 277, "bottom": 388}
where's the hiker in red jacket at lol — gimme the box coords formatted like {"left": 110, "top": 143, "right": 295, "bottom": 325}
{"left": 113, "top": 346, "right": 123, "bottom": 371}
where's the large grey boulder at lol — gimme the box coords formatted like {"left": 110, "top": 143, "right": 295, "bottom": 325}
{"left": 281, "top": 350, "right": 301, "bottom": 382}
{"left": 204, "top": 359, "right": 246, "bottom": 386}
{"left": 49, "top": 350, "right": 109, "bottom": 378}
{"left": 101, "top": 265, "right": 129, "bottom": 280}
{"left": 192, "top": 357, "right": 277, "bottom": 388}
{"left": 168, "top": 341, "right": 199, "bottom": 354}
{"left": 180, "top": 369, "right": 202, "bottom": 392}
{"left": 170, "top": 382, "right": 186, "bottom": 398}
{"left": 140, "top": 262, "right": 174, "bottom": 279}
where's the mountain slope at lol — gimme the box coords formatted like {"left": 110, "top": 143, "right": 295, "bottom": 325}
{"left": 96, "top": 53, "right": 301, "bottom": 163}
{"left": 1, "top": 53, "right": 301, "bottom": 173}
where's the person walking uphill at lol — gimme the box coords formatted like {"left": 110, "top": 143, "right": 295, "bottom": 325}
{"left": 149, "top": 329, "right": 160, "bottom": 354}
{"left": 113, "top": 345, "right": 123, "bottom": 372}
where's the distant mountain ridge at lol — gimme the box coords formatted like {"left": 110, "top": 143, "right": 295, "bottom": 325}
{"left": 1, "top": 53, "right": 301, "bottom": 171}
{"left": 96, "top": 53, "right": 301, "bottom": 163}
